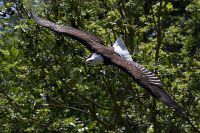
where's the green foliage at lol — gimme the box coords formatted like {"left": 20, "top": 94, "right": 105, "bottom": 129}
{"left": 0, "top": 0, "right": 199, "bottom": 132}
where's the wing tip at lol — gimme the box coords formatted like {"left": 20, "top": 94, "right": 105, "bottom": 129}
{"left": 148, "top": 85, "right": 181, "bottom": 111}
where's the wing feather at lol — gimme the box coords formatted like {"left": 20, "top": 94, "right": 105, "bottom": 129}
{"left": 148, "top": 84, "right": 182, "bottom": 112}
{"left": 133, "top": 62, "right": 163, "bottom": 87}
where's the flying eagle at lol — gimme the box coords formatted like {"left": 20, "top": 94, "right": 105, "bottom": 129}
{"left": 31, "top": 13, "right": 181, "bottom": 112}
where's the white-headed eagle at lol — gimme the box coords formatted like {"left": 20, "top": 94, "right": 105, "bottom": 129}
{"left": 31, "top": 13, "right": 182, "bottom": 112}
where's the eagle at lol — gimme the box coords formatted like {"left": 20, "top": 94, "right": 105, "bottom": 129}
{"left": 31, "top": 13, "right": 182, "bottom": 112}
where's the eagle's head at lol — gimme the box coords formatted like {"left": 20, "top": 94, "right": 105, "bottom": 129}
{"left": 86, "top": 53, "right": 104, "bottom": 65}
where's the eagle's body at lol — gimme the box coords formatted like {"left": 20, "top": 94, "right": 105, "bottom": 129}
{"left": 86, "top": 36, "right": 133, "bottom": 65}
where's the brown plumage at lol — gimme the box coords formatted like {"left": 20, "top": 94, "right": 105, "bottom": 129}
{"left": 31, "top": 13, "right": 181, "bottom": 112}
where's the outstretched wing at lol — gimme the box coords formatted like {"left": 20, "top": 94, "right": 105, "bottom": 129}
{"left": 113, "top": 36, "right": 133, "bottom": 62}
{"left": 31, "top": 13, "right": 181, "bottom": 112}
{"left": 31, "top": 13, "right": 104, "bottom": 52}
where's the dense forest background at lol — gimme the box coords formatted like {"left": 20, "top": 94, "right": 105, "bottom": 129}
{"left": 0, "top": 0, "right": 199, "bottom": 132}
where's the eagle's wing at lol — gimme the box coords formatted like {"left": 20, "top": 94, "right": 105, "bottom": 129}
{"left": 113, "top": 36, "right": 133, "bottom": 62}
{"left": 31, "top": 13, "right": 104, "bottom": 52}
{"left": 31, "top": 13, "right": 181, "bottom": 112}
